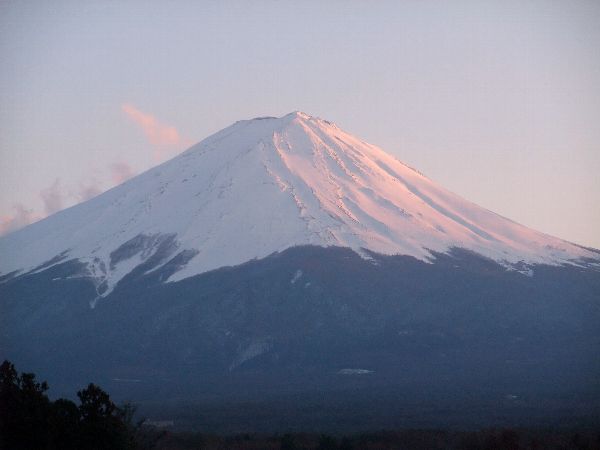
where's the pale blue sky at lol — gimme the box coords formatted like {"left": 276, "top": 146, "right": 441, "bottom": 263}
{"left": 1, "top": 0, "right": 599, "bottom": 247}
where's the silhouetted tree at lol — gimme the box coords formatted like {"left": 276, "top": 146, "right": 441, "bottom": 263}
{"left": 0, "top": 360, "right": 137, "bottom": 450}
{"left": 339, "top": 437, "right": 353, "bottom": 450}
{"left": 0, "top": 360, "right": 52, "bottom": 449}
{"left": 318, "top": 434, "right": 338, "bottom": 449}
{"left": 280, "top": 433, "right": 297, "bottom": 450}
{"left": 49, "top": 398, "right": 80, "bottom": 448}
{"left": 77, "top": 383, "right": 135, "bottom": 449}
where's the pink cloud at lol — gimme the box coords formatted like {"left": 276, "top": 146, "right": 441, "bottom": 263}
{"left": 0, "top": 204, "right": 42, "bottom": 236}
{"left": 0, "top": 180, "right": 66, "bottom": 236}
{"left": 0, "top": 164, "right": 138, "bottom": 236}
{"left": 121, "top": 103, "right": 193, "bottom": 162}
{"left": 75, "top": 180, "right": 103, "bottom": 202}
{"left": 40, "top": 179, "right": 64, "bottom": 216}
{"left": 122, "top": 103, "right": 181, "bottom": 146}
{"left": 110, "top": 161, "right": 135, "bottom": 185}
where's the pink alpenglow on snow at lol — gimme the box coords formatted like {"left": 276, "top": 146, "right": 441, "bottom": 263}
{"left": 0, "top": 112, "right": 598, "bottom": 295}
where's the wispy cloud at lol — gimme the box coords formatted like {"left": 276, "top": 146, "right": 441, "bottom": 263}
{"left": 0, "top": 180, "right": 66, "bottom": 236}
{"left": 0, "top": 204, "right": 42, "bottom": 236}
{"left": 0, "top": 161, "right": 138, "bottom": 236}
{"left": 122, "top": 103, "right": 180, "bottom": 146}
{"left": 40, "top": 179, "right": 64, "bottom": 216}
{"left": 1, "top": 103, "right": 178, "bottom": 236}
{"left": 110, "top": 161, "right": 135, "bottom": 185}
{"left": 75, "top": 179, "right": 103, "bottom": 203}
{"left": 121, "top": 103, "right": 191, "bottom": 162}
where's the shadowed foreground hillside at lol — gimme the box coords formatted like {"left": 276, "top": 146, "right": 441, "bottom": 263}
{"left": 2, "top": 246, "right": 599, "bottom": 433}
{"left": 145, "top": 428, "right": 600, "bottom": 450}
{"left": 2, "top": 360, "right": 600, "bottom": 450}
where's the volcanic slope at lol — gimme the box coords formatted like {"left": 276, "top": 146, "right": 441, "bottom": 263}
{"left": 0, "top": 112, "right": 597, "bottom": 295}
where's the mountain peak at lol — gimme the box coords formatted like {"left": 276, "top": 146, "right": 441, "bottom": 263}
{"left": 283, "top": 110, "right": 337, "bottom": 127}
{"left": 285, "top": 110, "right": 311, "bottom": 119}
{"left": 1, "top": 113, "right": 598, "bottom": 295}
{"left": 243, "top": 111, "right": 328, "bottom": 127}
{"left": 240, "top": 111, "right": 336, "bottom": 129}
{"left": 286, "top": 110, "right": 324, "bottom": 122}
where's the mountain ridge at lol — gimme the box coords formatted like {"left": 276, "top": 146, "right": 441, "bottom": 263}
{"left": 1, "top": 111, "right": 598, "bottom": 298}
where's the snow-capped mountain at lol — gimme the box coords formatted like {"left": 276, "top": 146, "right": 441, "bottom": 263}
{"left": 2, "top": 112, "right": 599, "bottom": 429}
{"left": 0, "top": 111, "right": 597, "bottom": 295}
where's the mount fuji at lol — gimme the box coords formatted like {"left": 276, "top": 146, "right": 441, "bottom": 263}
{"left": 0, "top": 111, "right": 597, "bottom": 294}
{"left": 1, "top": 112, "right": 599, "bottom": 431}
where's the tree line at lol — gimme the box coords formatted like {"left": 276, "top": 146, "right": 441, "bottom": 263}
{"left": 2, "top": 359, "right": 599, "bottom": 449}
{"left": 0, "top": 360, "right": 140, "bottom": 449}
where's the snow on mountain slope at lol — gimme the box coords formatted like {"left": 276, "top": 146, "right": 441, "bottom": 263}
{"left": 0, "top": 111, "right": 597, "bottom": 295}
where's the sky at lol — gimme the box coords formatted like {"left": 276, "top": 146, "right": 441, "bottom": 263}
{"left": 1, "top": 0, "right": 599, "bottom": 248}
